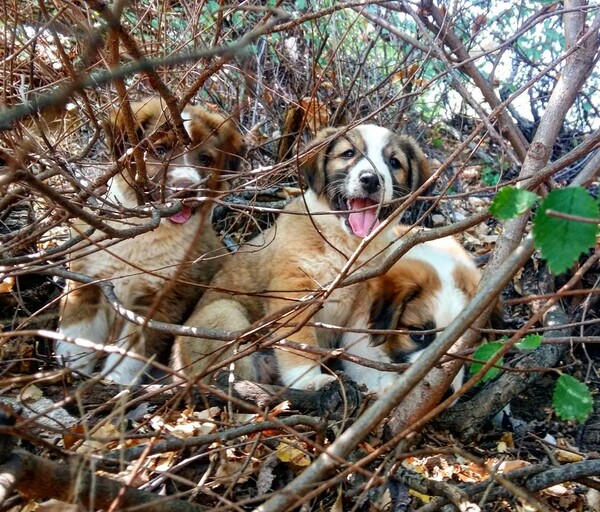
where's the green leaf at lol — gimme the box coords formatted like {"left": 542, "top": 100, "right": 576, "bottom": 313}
{"left": 481, "top": 166, "right": 500, "bottom": 187}
{"left": 552, "top": 374, "right": 593, "bottom": 422}
{"left": 470, "top": 342, "right": 504, "bottom": 382}
{"left": 515, "top": 334, "right": 542, "bottom": 350}
{"left": 532, "top": 187, "right": 599, "bottom": 274}
{"left": 489, "top": 187, "right": 539, "bottom": 220}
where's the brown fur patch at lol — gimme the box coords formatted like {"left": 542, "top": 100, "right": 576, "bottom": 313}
{"left": 56, "top": 97, "right": 246, "bottom": 384}
{"left": 173, "top": 124, "right": 432, "bottom": 390}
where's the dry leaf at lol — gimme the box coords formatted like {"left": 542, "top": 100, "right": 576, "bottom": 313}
{"left": 555, "top": 448, "right": 584, "bottom": 463}
{"left": 63, "top": 424, "right": 85, "bottom": 450}
{"left": 276, "top": 441, "right": 310, "bottom": 467}
{"left": 19, "top": 500, "right": 40, "bottom": 512}
{"left": 36, "top": 500, "right": 81, "bottom": 512}
{"left": 544, "top": 483, "right": 569, "bottom": 497}
{"left": 498, "top": 460, "right": 530, "bottom": 473}
{"left": 0, "top": 276, "right": 15, "bottom": 293}
{"left": 269, "top": 400, "right": 291, "bottom": 417}
{"left": 409, "top": 489, "right": 431, "bottom": 503}
{"left": 21, "top": 384, "right": 43, "bottom": 402}
{"left": 330, "top": 485, "right": 343, "bottom": 512}
{"left": 247, "top": 124, "right": 268, "bottom": 146}
{"left": 75, "top": 423, "right": 121, "bottom": 454}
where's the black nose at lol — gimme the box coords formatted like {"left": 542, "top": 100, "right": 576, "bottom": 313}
{"left": 359, "top": 172, "right": 380, "bottom": 194}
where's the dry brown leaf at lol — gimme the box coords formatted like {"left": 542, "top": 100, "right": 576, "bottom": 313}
{"left": 555, "top": 448, "right": 584, "bottom": 463}
{"left": 167, "top": 406, "right": 220, "bottom": 438}
{"left": 498, "top": 459, "right": 531, "bottom": 473}
{"left": 0, "top": 276, "right": 15, "bottom": 293}
{"left": 21, "top": 384, "right": 43, "bottom": 402}
{"left": 276, "top": 441, "right": 311, "bottom": 467}
{"left": 75, "top": 423, "right": 121, "bottom": 454}
{"left": 63, "top": 424, "right": 85, "bottom": 450}
{"left": 247, "top": 124, "right": 268, "bottom": 146}
{"left": 329, "top": 485, "right": 344, "bottom": 512}
{"left": 268, "top": 400, "right": 291, "bottom": 417}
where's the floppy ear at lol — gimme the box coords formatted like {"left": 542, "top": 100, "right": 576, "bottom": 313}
{"left": 191, "top": 106, "right": 247, "bottom": 175}
{"left": 299, "top": 127, "right": 340, "bottom": 195}
{"left": 221, "top": 122, "right": 247, "bottom": 173}
{"left": 397, "top": 135, "right": 432, "bottom": 192}
{"left": 368, "top": 278, "right": 406, "bottom": 348}
{"left": 368, "top": 296, "right": 398, "bottom": 348}
{"left": 107, "top": 98, "right": 166, "bottom": 159}
{"left": 368, "top": 273, "right": 424, "bottom": 347}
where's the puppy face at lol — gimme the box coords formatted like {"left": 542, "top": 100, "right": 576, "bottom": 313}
{"left": 301, "top": 125, "right": 430, "bottom": 237}
{"left": 367, "top": 256, "right": 479, "bottom": 363}
{"left": 110, "top": 98, "right": 246, "bottom": 218}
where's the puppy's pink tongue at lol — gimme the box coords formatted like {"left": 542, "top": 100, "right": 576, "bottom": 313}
{"left": 348, "top": 198, "right": 380, "bottom": 237}
{"left": 169, "top": 206, "right": 193, "bottom": 224}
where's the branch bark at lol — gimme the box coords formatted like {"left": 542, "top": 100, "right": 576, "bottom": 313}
{"left": 0, "top": 450, "right": 204, "bottom": 511}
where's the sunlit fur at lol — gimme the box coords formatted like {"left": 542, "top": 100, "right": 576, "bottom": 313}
{"left": 341, "top": 231, "right": 481, "bottom": 395}
{"left": 55, "top": 97, "right": 246, "bottom": 385}
{"left": 172, "top": 125, "right": 431, "bottom": 390}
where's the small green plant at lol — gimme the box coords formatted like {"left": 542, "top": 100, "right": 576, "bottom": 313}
{"left": 481, "top": 165, "right": 500, "bottom": 187}
{"left": 486, "top": 185, "right": 600, "bottom": 422}
{"left": 490, "top": 185, "right": 599, "bottom": 274}
{"left": 470, "top": 334, "right": 593, "bottom": 422}
{"left": 553, "top": 374, "right": 594, "bottom": 422}
{"left": 470, "top": 341, "right": 504, "bottom": 382}
{"left": 514, "top": 333, "right": 542, "bottom": 350}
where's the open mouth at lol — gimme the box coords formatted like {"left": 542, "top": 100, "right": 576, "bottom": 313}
{"left": 338, "top": 196, "right": 382, "bottom": 238}
{"left": 347, "top": 197, "right": 381, "bottom": 237}
{"left": 147, "top": 188, "right": 197, "bottom": 225}
{"left": 169, "top": 205, "right": 194, "bottom": 224}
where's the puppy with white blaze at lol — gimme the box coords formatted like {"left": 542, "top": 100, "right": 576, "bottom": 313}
{"left": 55, "top": 97, "right": 246, "bottom": 385}
{"left": 341, "top": 232, "right": 481, "bottom": 396}
{"left": 172, "top": 124, "right": 432, "bottom": 390}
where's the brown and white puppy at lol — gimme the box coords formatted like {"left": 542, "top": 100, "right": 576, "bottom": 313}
{"left": 340, "top": 233, "right": 481, "bottom": 395}
{"left": 172, "top": 125, "right": 431, "bottom": 390}
{"left": 55, "top": 97, "right": 245, "bottom": 384}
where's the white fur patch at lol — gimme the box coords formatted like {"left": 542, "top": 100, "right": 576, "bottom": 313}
{"left": 102, "top": 354, "right": 148, "bottom": 385}
{"left": 348, "top": 125, "right": 394, "bottom": 202}
{"left": 341, "top": 328, "right": 398, "bottom": 394}
{"left": 277, "top": 351, "right": 335, "bottom": 390}
{"left": 56, "top": 311, "right": 111, "bottom": 375}
{"left": 168, "top": 166, "right": 201, "bottom": 184}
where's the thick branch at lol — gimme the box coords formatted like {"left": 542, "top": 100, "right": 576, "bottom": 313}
{"left": 0, "top": 450, "right": 203, "bottom": 511}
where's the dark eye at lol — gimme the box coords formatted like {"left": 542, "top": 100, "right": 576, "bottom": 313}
{"left": 409, "top": 329, "right": 436, "bottom": 346}
{"left": 389, "top": 157, "right": 401, "bottom": 169}
{"left": 198, "top": 154, "right": 213, "bottom": 166}
{"left": 154, "top": 146, "right": 167, "bottom": 158}
{"left": 341, "top": 149, "right": 355, "bottom": 158}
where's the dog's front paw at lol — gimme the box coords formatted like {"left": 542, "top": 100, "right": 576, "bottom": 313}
{"left": 101, "top": 356, "right": 147, "bottom": 386}
{"left": 54, "top": 341, "right": 97, "bottom": 376}
{"left": 291, "top": 372, "right": 336, "bottom": 391}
